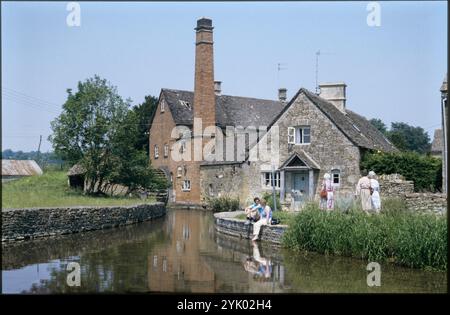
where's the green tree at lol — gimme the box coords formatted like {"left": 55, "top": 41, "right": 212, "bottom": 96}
{"left": 131, "top": 95, "right": 159, "bottom": 154}
{"left": 369, "top": 118, "right": 388, "bottom": 135}
{"left": 388, "top": 122, "right": 431, "bottom": 154}
{"left": 49, "top": 76, "right": 166, "bottom": 194}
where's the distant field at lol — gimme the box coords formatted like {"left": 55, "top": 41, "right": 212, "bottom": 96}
{"left": 2, "top": 171, "right": 153, "bottom": 209}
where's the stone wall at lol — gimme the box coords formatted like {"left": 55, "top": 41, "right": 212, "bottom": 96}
{"left": 404, "top": 193, "right": 447, "bottom": 215}
{"left": 378, "top": 174, "right": 414, "bottom": 197}
{"left": 214, "top": 211, "right": 287, "bottom": 245}
{"left": 2, "top": 203, "right": 166, "bottom": 242}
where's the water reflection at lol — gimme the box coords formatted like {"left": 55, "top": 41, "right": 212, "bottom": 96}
{"left": 1, "top": 209, "right": 447, "bottom": 293}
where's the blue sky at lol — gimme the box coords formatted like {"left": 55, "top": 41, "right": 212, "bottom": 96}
{"left": 1, "top": 1, "right": 447, "bottom": 152}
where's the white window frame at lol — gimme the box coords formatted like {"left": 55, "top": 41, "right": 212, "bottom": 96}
{"left": 295, "top": 126, "right": 311, "bottom": 144}
{"left": 331, "top": 169, "right": 341, "bottom": 186}
{"left": 154, "top": 145, "right": 159, "bottom": 159}
{"left": 177, "top": 166, "right": 182, "bottom": 178}
{"left": 182, "top": 180, "right": 191, "bottom": 191}
{"left": 288, "top": 127, "right": 295, "bottom": 144}
{"left": 164, "top": 144, "right": 169, "bottom": 158}
{"left": 262, "top": 172, "right": 281, "bottom": 189}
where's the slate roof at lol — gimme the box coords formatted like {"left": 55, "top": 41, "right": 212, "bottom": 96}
{"left": 159, "top": 87, "right": 397, "bottom": 166}
{"left": 431, "top": 128, "right": 443, "bottom": 154}
{"left": 279, "top": 88, "right": 398, "bottom": 152}
{"left": 2, "top": 160, "right": 43, "bottom": 176}
{"left": 161, "top": 89, "right": 285, "bottom": 128}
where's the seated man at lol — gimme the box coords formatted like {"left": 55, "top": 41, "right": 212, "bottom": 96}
{"left": 244, "top": 197, "right": 262, "bottom": 225}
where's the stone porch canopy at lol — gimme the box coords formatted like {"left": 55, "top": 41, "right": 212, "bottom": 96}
{"left": 278, "top": 151, "right": 321, "bottom": 201}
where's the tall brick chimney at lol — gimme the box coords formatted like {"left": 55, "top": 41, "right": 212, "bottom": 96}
{"left": 193, "top": 17, "right": 216, "bottom": 129}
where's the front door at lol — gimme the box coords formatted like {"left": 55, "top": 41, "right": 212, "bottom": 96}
{"left": 292, "top": 172, "right": 309, "bottom": 208}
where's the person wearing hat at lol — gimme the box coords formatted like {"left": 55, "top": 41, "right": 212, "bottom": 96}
{"left": 320, "top": 173, "right": 334, "bottom": 210}
{"left": 368, "top": 171, "right": 381, "bottom": 212}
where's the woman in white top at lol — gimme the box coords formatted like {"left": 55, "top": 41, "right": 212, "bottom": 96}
{"left": 368, "top": 171, "right": 381, "bottom": 212}
{"left": 320, "top": 173, "right": 334, "bottom": 210}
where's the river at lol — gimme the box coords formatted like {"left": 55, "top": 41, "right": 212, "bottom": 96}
{"left": 1, "top": 208, "right": 446, "bottom": 293}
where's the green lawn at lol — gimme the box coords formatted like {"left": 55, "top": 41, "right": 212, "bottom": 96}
{"left": 2, "top": 171, "right": 153, "bottom": 209}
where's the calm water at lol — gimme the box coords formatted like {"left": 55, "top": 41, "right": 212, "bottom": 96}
{"left": 1, "top": 209, "right": 447, "bottom": 293}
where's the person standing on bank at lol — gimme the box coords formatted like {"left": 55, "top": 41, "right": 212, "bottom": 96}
{"left": 252, "top": 199, "right": 272, "bottom": 241}
{"left": 320, "top": 173, "right": 334, "bottom": 210}
{"left": 368, "top": 171, "right": 381, "bottom": 212}
{"left": 356, "top": 170, "right": 372, "bottom": 212}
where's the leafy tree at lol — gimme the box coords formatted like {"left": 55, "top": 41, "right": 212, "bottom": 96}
{"left": 369, "top": 119, "right": 432, "bottom": 154}
{"left": 369, "top": 118, "right": 388, "bottom": 136}
{"left": 131, "top": 95, "right": 158, "bottom": 154}
{"left": 49, "top": 76, "right": 166, "bottom": 194}
{"left": 388, "top": 122, "right": 431, "bottom": 154}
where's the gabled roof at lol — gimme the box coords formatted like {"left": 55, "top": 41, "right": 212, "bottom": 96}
{"left": 279, "top": 151, "right": 321, "bottom": 170}
{"left": 160, "top": 88, "right": 285, "bottom": 128}
{"left": 265, "top": 88, "right": 397, "bottom": 153}
{"left": 2, "top": 159, "right": 43, "bottom": 176}
{"left": 431, "top": 128, "right": 443, "bottom": 154}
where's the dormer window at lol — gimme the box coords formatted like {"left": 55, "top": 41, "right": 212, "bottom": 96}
{"left": 288, "top": 126, "right": 311, "bottom": 144}
{"left": 179, "top": 100, "right": 191, "bottom": 110}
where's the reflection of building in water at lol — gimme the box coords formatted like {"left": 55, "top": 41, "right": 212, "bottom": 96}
{"left": 148, "top": 210, "right": 290, "bottom": 293}
{"left": 148, "top": 210, "right": 216, "bottom": 292}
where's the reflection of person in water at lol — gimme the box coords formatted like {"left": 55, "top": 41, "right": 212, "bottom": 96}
{"left": 243, "top": 242, "right": 272, "bottom": 281}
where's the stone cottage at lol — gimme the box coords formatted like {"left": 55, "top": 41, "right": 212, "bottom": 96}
{"left": 148, "top": 18, "right": 397, "bottom": 207}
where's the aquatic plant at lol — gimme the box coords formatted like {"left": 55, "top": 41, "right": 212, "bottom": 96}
{"left": 283, "top": 201, "right": 447, "bottom": 271}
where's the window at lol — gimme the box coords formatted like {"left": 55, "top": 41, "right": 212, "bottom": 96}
{"left": 154, "top": 145, "right": 159, "bottom": 159}
{"left": 331, "top": 169, "right": 340, "bottom": 185}
{"left": 177, "top": 166, "right": 182, "bottom": 178}
{"left": 262, "top": 172, "right": 280, "bottom": 188}
{"left": 164, "top": 144, "right": 169, "bottom": 158}
{"left": 180, "top": 139, "right": 187, "bottom": 153}
{"left": 288, "top": 127, "right": 311, "bottom": 144}
{"left": 160, "top": 100, "right": 165, "bottom": 113}
{"left": 179, "top": 100, "right": 191, "bottom": 110}
{"left": 182, "top": 180, "right": 191, "bottom": 191}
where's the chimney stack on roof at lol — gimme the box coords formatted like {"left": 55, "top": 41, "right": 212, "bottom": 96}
{"left": 319, "top": 82, "right": 347, "bottom": 112}
{"left": 214, "top": 81, "right": 222, "bottom": 96}
{"left": 278, "top": 88, "right": 287, "bottom": 102}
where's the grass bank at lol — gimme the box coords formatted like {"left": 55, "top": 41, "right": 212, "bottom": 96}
{"left": 2, "top": 171, "right": 153, "bottom": 209}
{"left": 283, "top": 202, "right": 447, "bottom": 271}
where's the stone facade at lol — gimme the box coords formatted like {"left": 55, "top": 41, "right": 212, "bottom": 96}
{"left": 204, "top": 93, "right": 364, "bottom": 206}
{"left": 214, "top": 211, "right": 287, "bottom": 245}
{"left": 405, "top": 193, "right": 447, "bottom": 215}
{"left": 378, "top": 174, "right": 414, "bottom": 197}
{"left": 2, "top": 203, "right": 166, "bottom": 242}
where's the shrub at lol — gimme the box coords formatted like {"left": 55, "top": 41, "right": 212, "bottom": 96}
{"left": 207, "top": 196, "right": 240, "bottom": 213}
{"left": 283, "top": 202, "right": 447, "bottom": 270}
{"left": 262, "top": 191, "right": 281, "bottom": 211}
{"left": 361, "top": 151, "right": 442, "bottom": 192}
